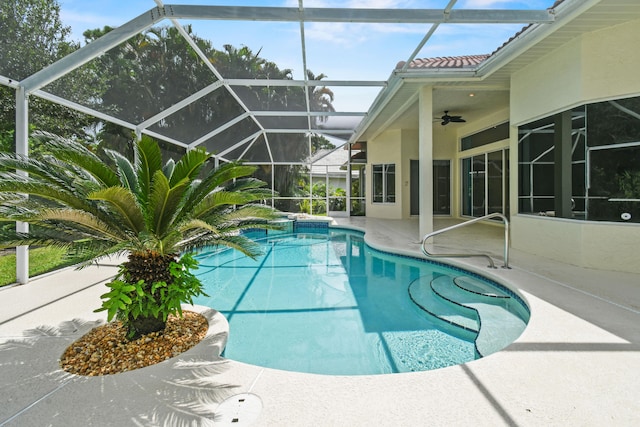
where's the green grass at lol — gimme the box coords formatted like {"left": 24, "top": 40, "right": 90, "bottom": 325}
{"left": 0, "top": 247, "right": 86, "bottom": 287}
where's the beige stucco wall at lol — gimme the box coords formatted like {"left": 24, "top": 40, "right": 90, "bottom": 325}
{"left": 366, "top": 129, "right": 403, "bottom": 219}
{"left": 511, "top": 37, "right": 583, "bottom": 125}
{"left": 366, "top": 128, "right": 428, "bottom": 220}
{"left": 511, "top": 215, "right": 640, "bottom": 273}
{"left": 509, "top": 18, "right": 640, "bottom": 274}
{"left": 512, "top": 18, "right": 640, "bottom": 126}
{"left": 581, "top": 19, "right": 640, "bottom": 102}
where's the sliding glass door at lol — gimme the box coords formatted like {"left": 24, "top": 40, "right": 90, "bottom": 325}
{"left": 462, "top": 149, "right": 509, "bottom": 218}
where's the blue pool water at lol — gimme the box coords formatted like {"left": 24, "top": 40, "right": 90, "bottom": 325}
{"left": 193, "top": 228, "right": 529, "bottom": 375}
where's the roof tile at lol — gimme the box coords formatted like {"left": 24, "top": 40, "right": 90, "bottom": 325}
{"left": 396, "top": 54, "right": 490, "bottom": 70}
{"left": 396, "top": 1, "right": 565, "bottom": 71}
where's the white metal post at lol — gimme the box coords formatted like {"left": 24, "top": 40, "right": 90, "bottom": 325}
{"left": 347, "top": 144, "right": 352, "bottom": 215}
{"left": 15, "top": 86, "right": 29, "bottom": 284}
{"left": 418, "top": 86, "right": 434, "bottom": 238}
{"left": 325, "top": 165, "right": 329, "bottom": 214}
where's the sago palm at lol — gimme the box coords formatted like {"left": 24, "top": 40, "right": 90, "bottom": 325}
{"left": 0, "top": 132, "right": 278, "bottom": 337}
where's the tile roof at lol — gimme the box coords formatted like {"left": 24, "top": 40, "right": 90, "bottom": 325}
{"left": 395, "top": 1, "right": 565, "bottom": 71}
{"left": 395, "top": 54, "right": 490, "bottom": 70}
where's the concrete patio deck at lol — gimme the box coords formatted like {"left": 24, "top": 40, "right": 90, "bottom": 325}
{"left": 1, "top": 217, "right": 638, "bottom": 426}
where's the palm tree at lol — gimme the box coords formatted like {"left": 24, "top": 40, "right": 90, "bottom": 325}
{"left": 0, "top": 132, "right": 278, "bottom": 338}
{"left": 306, "top": 70, "right": 335, "bottom": 124}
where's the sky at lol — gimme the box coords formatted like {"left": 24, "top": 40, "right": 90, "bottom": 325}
{"left": 57, "top": 0, "right": 555, "bottom": 112}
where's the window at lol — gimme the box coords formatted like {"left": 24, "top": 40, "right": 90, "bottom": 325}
{"left": 586, "top": 98, "right": 640, "bottom": 222}
{"left": 518, "top": 108, "right": 586, "bottom": 217}
{"left": 461, "top": 122, "right": 509, "bottom": 151}
{"left": 372, "top": 164, "right": 395, "bottom": 203}
{"left": 518, "top": 96, "right": 640, "bottom": 223}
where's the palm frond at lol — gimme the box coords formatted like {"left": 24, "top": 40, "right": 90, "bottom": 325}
{"left": 104, "top": 149, "right": 139, "bottom": 193}
{"left": 192, "top": 190, "right": 269, "bottom": 219}
{"left": 0, "top": 228, "right": 70, "bottom": 250}
{"left": 34, "top": 208, "right": 129, "bottom": 242}
{"left": 149, "top": 170, "right": 189, "bottom": 237}
{"left": 180, "top": 162, "right": 257, "bottom": 210}
{"left": 33, "top": 132, "right": 120, "bottom": 188}
{"left": 224, "top": 177, "right": 270, "bottom": 192}
{"left": 169, "top": 147, "right": 209, "bottom": 186}
{"left": 219, "top": 204, "right": 279, "bottom": 222}
{"left": 191, "top": 234, "right": 264, "bottom": 259}
{"left": 0, "top": 154, "right": 86, "bottom": 196}
{"left": 89, "top": 187, "right": 145, "bottom": 233}
{"left": 175, "top": 218, "right": 221, "bottom": 235}
{"left": 0, "top": 226, "right": 114, "bottom": 256}
{"left": 162, "top": 157, "right": 176, "bottom": 180}
{"left": 135, "top": 135, "right": 164, "bottom": 207}
{"left": 0, "top": 175, "right": 96, "bottom": 212}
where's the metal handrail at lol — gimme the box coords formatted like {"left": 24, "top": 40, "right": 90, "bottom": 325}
{"left": 421, "top": 213, "right": 510, "bottom": 269}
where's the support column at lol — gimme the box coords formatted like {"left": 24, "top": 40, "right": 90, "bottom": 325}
{"left": 554, "top": 111, "right": 573, "bottom": 218}
{"left": 418, "top": 86, "right": 434, "bottom": 238}
{"left": 346, "top": 144, "right": 352, "bottom": 216}
{"left": 15, "top": 86, "right": 29, "bottom": 284}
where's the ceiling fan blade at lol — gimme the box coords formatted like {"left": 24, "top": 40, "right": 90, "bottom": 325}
{"left": 440, "top": 111, "right": 464, "bottom": 125}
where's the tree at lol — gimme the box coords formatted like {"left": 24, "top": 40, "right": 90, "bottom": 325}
{"left": 0, "top": 132, "right": 278, "bottom": 338}
{"left": 311, "top": 134, "right": 336, "bottom": 153}
{"left": 306, "top": 70, "right": 335, "bottom": 124}
{"left": 0, "top": 0, "right": 102, "bottom": 142}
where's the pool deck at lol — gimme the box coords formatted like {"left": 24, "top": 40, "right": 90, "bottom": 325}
{"left": 1, "top": 217, "right": 639, "bottom": 426}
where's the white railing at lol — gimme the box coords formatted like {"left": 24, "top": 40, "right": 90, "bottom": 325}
{"left": 421, "top": 213, "right": 510, "bottom": 269}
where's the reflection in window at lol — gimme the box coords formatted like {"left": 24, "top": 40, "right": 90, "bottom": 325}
{"left": 372, "top": 164, "right": 395, "bottom": 203}
{"left": 518, "top": 96, "right": 640, "bottom": 222}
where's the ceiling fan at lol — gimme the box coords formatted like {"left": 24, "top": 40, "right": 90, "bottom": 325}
{"left": 439, "top": 111, "right": 466, "bottom": 126}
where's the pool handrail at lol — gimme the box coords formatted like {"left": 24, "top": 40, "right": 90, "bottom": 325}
{"left": 421, "top": 213, "right": 510, "bottom": 269}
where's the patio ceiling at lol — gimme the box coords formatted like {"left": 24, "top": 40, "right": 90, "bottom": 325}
{"left": 3, "top": 0, "right": 565, "bottom": 164}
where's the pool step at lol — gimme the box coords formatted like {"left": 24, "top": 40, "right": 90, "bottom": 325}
{"left": 409, "top": 274, "right": 528, "bottom": 357}
{"left": 453, "top": 276, "right": 510, "bottom": 299}
{"left": 408, "top": 274, "right": 479, "bottom": 334}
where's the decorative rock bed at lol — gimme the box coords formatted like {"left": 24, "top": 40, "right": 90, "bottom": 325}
{"left": 60, "top": 311, "right": 208, "bottom": 376}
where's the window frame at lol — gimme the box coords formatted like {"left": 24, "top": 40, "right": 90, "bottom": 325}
{"left": 372, "top": 163, "right": 396, "bottom": 204}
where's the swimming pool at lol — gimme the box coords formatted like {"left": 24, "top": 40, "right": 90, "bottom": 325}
{"left": 193, "top": 227, "right": 529, "bottom": 375}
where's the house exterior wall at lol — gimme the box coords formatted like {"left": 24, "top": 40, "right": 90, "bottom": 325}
{"left": 366, "top": 129, "right": 403, "bottom": 219}
{"left": 367, "top": 128, "right": 426, "bottom": 220}
{"left": 511, "top": 36, "right": 583, "bottom": 125}
{"left": 510, "top": 18, "right": 640, "bottom": 273}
